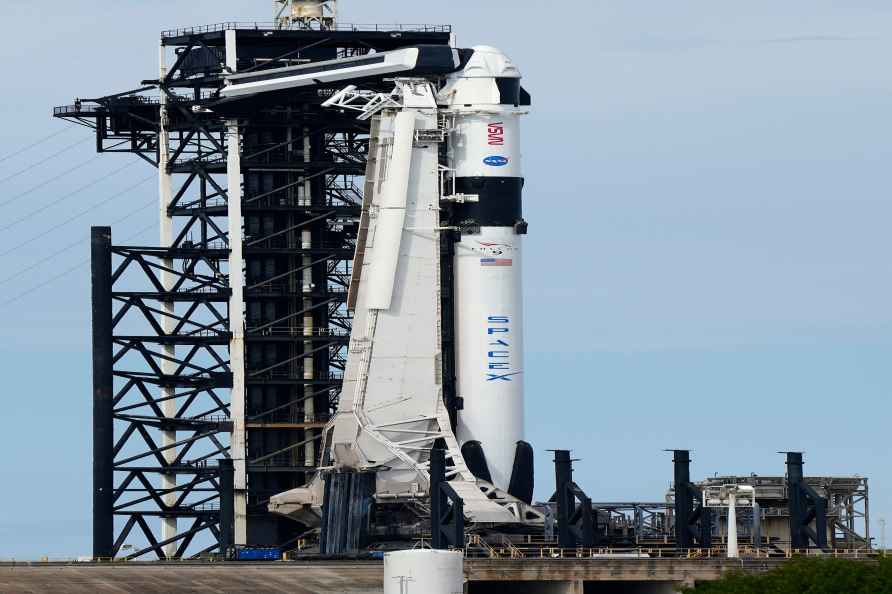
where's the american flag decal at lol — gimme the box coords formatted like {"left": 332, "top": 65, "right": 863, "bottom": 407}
{"left": 480, "top": 258, "right": 513, "bottom": 267}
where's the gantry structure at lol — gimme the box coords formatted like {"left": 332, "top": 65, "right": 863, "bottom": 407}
{"left": 58, "top": 9, "right": 451, "bottom": 559}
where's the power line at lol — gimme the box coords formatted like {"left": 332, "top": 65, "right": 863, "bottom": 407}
{"left": 0, "top": 135, "right": 94, "bottom": 184}
{"left": 0, "top": 159, "right": 140, "bottom": 232}
{"left": 0, "top": 154, "right": 104, "bottom": 209}
{"left": 0, "top": 125, "right": 75, "bottom": 165}
{"left": 0, "top": 200, "right": 157, "bottom": 287}
{"left": 1, "top": 222, "right": 157, "bottom": 307}
{"left": 0, "top": 174, "right": 156, "bottom": 258}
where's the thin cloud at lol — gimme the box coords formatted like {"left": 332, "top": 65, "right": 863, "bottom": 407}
{"left": 759, "top": 35, "right": 865, "bottom": 44}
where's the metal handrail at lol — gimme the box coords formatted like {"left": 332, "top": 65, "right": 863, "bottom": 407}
{"left": 460, "top": 537, "right": 882, "bottom": 561}
{"left": 245, "top": 327, "right": 349, "bottom": 337}
{"left": 162, "top": 22, "right": 451, "bottom": 38}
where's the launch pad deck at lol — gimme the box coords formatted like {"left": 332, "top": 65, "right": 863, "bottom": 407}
{"left": 0, "top": 558, "right": 796, "bottom": 593}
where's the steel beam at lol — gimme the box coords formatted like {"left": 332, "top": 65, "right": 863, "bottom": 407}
{"left": 91, "top": 226, "right": 114, "bottom": 560}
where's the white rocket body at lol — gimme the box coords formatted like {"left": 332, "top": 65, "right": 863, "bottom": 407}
{"left": 454, "top": 228, "right": 524, "bottom": 490}
{"left": 441, "top": 46, "right": 528, "bottom": 492}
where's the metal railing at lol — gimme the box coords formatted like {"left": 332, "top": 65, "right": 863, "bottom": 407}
{"left": 462, "top": 545, "right": 883, "bottom": 561}
{"left": 247, "top": 412, "right": 330, "bottom": 425}
{"left": 5, "top": 547, "right": 885, "bottom": 565}
{"left": 162, "top": 22, "right": 451, "bottom": 38}
{"left": 245, "top": 326, "right": 349, "bottom": 337}
{"left": 53, "top": 94, "right": 201, "bottom": 117}
{"left": 460, "top": 534, "right": 885, "bottom": 561}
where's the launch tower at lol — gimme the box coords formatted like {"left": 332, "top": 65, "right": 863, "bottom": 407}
{"left": 61, "top": 6, "right": 452, "bottom": 558}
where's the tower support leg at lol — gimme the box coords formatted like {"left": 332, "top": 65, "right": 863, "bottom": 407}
{"left": 219, "top": 458, "right": 235, "bottom": 557}
{"left": 91, "top": 226, "right": 114, "bottom": 560}
{"left": 553, "top": 450, "right": 574, "bottom": 548}
{"left": 158, "top": 41, "right": 178, "bottom": 558}
{"left": 225, "top": 27, "right": 248, "bottom": 547}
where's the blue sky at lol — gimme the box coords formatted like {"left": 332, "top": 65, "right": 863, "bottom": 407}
{"left": 0, "top": 1, "right": 890, "bottom": 557}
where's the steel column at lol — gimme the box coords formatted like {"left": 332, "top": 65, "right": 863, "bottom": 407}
{"left": 429, "top": 447, "right": 464, "bottom": 550}
{"left": 673, "top": 449, "right": 693, "bottom": 549}
{"left": 219, "top": 458, "right": 235, "bottom": 557}
{"left": 672, "top": 449, "right": 712, "bottom": 549}
{"left": 553, "top": 450, "right": 574, "bottom": 548}
{"left": 91, "top": 226, "right": 114, "bottom": 560}
{"left": 430, "top": 447, "right": 446, "bottom": 549}
{"left": 158, "top": 40, "right": 178, "bottom": 558}
{"left": 224, "top": 27, "right": 249, "bottom": 547}
{"left": 786, "top": 451, "right": 828, "bottom": 550}
{"left": 787, "top": 452, "right": 806, "bottom": 549}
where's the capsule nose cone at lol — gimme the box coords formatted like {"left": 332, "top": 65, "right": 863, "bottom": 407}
{"left": 463, "top": 45, "right": 521, "bottom": 79}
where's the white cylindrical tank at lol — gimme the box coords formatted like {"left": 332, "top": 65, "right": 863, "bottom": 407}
{"left": 440, "top": 46, "right": 530, "bottom": 494}
{"left": 384, "top": 550, "right": 464, "bottom": 594}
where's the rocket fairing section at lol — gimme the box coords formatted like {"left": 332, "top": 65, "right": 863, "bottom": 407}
{"left": 440, "top": 46, "right": 532, "bottom": 499}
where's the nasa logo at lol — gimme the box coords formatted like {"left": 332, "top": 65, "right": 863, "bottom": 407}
{"left": 488, "top": 122, "right": 505, "bottom": 146}
{"left": 483, "top": 155, "right": 509, "bottom": 167}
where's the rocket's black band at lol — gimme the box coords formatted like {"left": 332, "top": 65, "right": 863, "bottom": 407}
{"left": 450, "top": 177, "right": 523, "bottom": 229}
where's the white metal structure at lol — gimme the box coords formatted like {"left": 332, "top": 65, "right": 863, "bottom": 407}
{"left": 224, "top": 29, "right": 248, "bottom": 545}
{"left": 384, "top": 550, "right": 464, "bottom": 594}
{"left": 704, "top": 484, "right": 755, "bottom": 558}
{"left": 221, "top": 48, "right": 461, "bottom": 99}
{"left": 158, "top": 41, "right": 178, "bottom": 559}
{"left": 234, "top": 45, "right": 539, "bottom": 526}
{"left": 276, "top": 79, "right": 528, "bottom": 523}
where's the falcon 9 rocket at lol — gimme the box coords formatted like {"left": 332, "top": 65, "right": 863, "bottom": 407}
{"left": 441, "top": 46, "right": 532, "bottom": 497}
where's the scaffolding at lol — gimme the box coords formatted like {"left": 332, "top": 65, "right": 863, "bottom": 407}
{"left": 61, "top": 22, "right": 451, "bottom": 560}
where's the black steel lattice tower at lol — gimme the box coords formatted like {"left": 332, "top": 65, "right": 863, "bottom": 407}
{"left": 62, "top": 21, "right": 451, "bottom": 559}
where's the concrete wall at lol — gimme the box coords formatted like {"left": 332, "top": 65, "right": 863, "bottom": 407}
{"left": 470, "top": 582, "right": 582, "bottom": 594}
{"left": 584, "top": 582, "right": 680, "bottom": 594}
{"left": 0, "top": 562, "right": 385, "bottom": 594}
{"left": 469, "top": 581, "right": 681, "bottom": 594}
{"left": 0, "top": 558, "right": 783, "bottom": 593}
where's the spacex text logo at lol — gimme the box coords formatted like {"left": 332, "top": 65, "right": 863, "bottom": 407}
{"left": 486, "top": 315, "right": 520, "bottom": 382}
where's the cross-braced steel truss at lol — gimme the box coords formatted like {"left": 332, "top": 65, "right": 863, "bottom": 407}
{"left": 66, "top": 22, "right": 453, "bottom": 559}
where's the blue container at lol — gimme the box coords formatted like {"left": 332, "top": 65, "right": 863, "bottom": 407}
{"left": 235, "top": 547, "right": 282, "bottom": 561}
